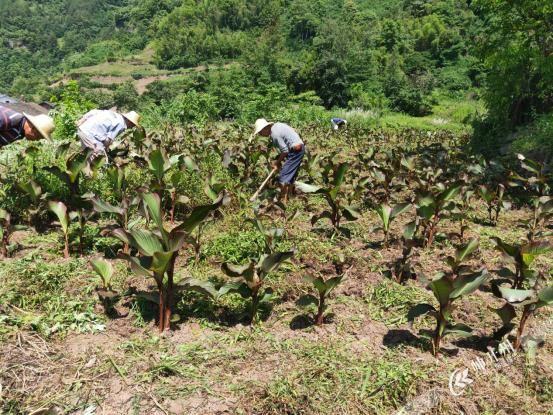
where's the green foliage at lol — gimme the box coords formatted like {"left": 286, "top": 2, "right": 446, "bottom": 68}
{"left": 409, "top": 239, "right": 489, "bottom": 356}
{"left": 220, "top": 251, "right": 294, "bottom": 324}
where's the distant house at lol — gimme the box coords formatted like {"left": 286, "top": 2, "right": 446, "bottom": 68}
{"left": 0, "top": 93, "right": 50, "bottom": 115}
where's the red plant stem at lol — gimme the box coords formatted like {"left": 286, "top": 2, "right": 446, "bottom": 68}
{"left": 316, "top": 293, "right": 325, "bottom": 326}
{"left": 63, "top": 233, "right": 70, "bottom": 259}
{"left": 515, "top": 306, "right": 532, "bottom": 350}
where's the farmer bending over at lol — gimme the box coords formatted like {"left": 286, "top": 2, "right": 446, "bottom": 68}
{"left": 77, "top": 110, "right": 140, "bottom": 160}
{"left": 0, "top": 105, "right": 55, "bottom": 148}
{"left": 254, "top": 118, "right": 305, "bottom": 204}
{"left": 331, "top": 117, "right": 347, "bottom": 131}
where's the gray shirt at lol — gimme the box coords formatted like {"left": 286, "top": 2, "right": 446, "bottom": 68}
{"left": 270, "top": 122, "right": 303, "bottom": 153}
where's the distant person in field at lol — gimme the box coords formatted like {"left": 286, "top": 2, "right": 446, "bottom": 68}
{"left": 254, "top": 118, "right": 305, "bottom": 204}
{"left": 331, "top": 117, "right": 347, "bottom": 131}
{"left": 77, "top": 109, "right": 141, "bottom": 160}
{"left": 0, "top": 105, "right": 55, "bottom": 148}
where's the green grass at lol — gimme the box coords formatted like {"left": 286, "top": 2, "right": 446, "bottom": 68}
{"left": 0, "top": 255, "right": 105, "bottom": 338}
{"left": 365, "top": 279, "right": 433, "bottom": 327}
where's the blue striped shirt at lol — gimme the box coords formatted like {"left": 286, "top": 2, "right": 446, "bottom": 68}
{"left": 0, "top": 106, "right": 25, "bottom": 147}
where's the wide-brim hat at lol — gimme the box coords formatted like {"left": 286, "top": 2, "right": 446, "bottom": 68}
{"left": 122, "top": 111, "right": 140, "bottom": 127}
{"left": 254, "top": 118, "right": 274, "bottom": 135}
{"left": 23, "top": 113, "right": 55, "bottom": 140}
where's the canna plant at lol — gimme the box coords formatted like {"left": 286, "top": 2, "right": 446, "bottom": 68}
{"left": 0, "top": 209, "right": 26, "bottom": 258}
{"left": 113, "top": 192, "right": 225, "bottom": 331}
{"left": 374, "top": 202, "right": 411, "bottom": 247}
{"left": 408, "top": 238, "right": 489, "bottom": 356}
{"left": 393, "top": 222, "right": 418, "bottom": 284}
{"left": 296, "top": 163, "right": 360, "bottom": 236}
{"left": 91, "top": 258, "right": 120, "bottom": 315}
{"left": 413, "top": 182, "right": 461, "bottom": 247}
{"left": 509, "top": 155, "right": 552, "bottom": 241}
{"left": 478, "top": 184, "right": 511, "bottom": 226}
{"left": 491, "top": 282, "right": 553, "bottom": 349}
{"left": 491, "top": 237, "right": 552, "bottom": 289}
{"left": 48, "top": 201, "right": 72, "bottom": 259}
{"left": 220, "top": 251, "right": 294, "bottom": 324}
{"left": 251, "top": 211, "right": 284, "bottom": 254}
{"left": 91, "top": 257, "right": 114, "bottom": 291}
{"left": 18, "top": 179, "right": 49, "bottom": 230}
{"left": 297, "top": 273, "right": 345, "bottom": 325}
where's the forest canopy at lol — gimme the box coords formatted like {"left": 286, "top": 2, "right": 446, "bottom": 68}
{"left": 0, "top": 0, "right": 551, "bottom": 142}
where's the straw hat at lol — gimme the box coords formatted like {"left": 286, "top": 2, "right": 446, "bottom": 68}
{"left": 254, "top": 118, "right": 274, "bottom": 135}
{"left": 122, "top": 111, "right": 141, "bottom": 127}
{"left": 23, "top": 113, "right": 55, "bottom": 140}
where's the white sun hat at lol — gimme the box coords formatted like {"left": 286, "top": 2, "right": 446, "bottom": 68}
{"left": 254, "top": 118, "right": 274, "bottom": 135}
{"left": 23, "top": 113, "right": 55, "bottom": 140}
{"left": 122, "top": 111, "right": 141, "bottom": 127}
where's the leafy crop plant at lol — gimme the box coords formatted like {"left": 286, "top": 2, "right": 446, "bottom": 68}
{"left": 220, "top": 251, "right": 294, "bottom": 325}
{"left": 113, "top": 192, "right": 225, "bottom": 331}
{"left": 408, "top": 239, "right": 489, "bottom": 356}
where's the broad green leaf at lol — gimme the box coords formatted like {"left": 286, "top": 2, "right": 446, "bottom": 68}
{"left": 520, "top": 241, "right": 552, "bottom": 267}
{"left": 167, "top": 230, "right": 187, "bottom": 252}
{"left": 478, "top": 185, "right": 494, "bottom": 203}
{"left": 142, "top": 193, "right": 168, "bottom": 243}
{"left": 438, "top": 184, "right": 461, "bottom": 202}
{"left": 295, "top": 181, "right": 324, "bottom": 194}
{"left": 491, "top": 237, "right": 518, "bottom": 258}
{"left": 119, "top": 254, "right": 153, "bottom": 278}
{"left": 391, "top": 203, "right": 411, "bottom": 219}
{"left": 311, "top": 276, "right": 327, "bottom": 295}
{"left": 442, "top": 323, "right": 473, "bottom": 337}
{"left": 260, "top": 251, "right": 294, "bottom": 274}
{"left": 148, "top": 148, "right": 168, "bottom": 180}
{"left": 174, "top": 193, "right": 225, "bottom": 234}
{"left": 178, "top": 277, "right": 218, "bottom": 299}
{"left": 89, "top": 197, "right": 124, "bottom": 215}
{"left": 455, "top": 238, "right": 479, "bottom": 264}
{"left": 429, "top": 274, "right": 453, "bottom": 307}
{"left": 342, "top": 206, "right": 361, "bottom": 221}
{"left": 182, "top": 155, "right": 199, "bottom": 172}
{"left": 222, "top": 262, "right": 251, "bottom": 276}
{"left": 491, "top": 303, "right": 517, "bottom": 325}
{"left": 66, "top": 152, "right": 88, "bottom": 183}
{"left": 259, "top": 287, "right": 274, "bottom": 304}
{"left": 222, "top": 262, "right": 256, "bottom": 283}
{"left": 536, "top": 286, "right": 553, "bottom": 308}
{"left": 91, "top": 258, "right": 113, "bottom": 288}
{"left": 151, "top": 251, "right": 174, "bottom": 275}
{"left": 375, "top": 204, "right": 392, "bottom": 230}
{"left": 129, "top": 228, "right": 164, "bottom": 256}
{"left": 18, "top": 180, "right": 42, "bottom": 201}
{"left": 330, "top": 163, "right": 348, "bottom": 199}
{"left": 418, "top": 205, "right": 435, "bottom": 220}
{"left": 112, "top": 228, "right": 133, "bottom": 246}
{"left": 325, "top": 275, "right": 344, "bottom": 294}
{"left": 218, "top": 281, "right": 249, "bottom": 297}
{"left": 48, "top": 201, "right": 69, "bottom": 233}
{"left": 403, "top": 221, "right": 416, "bottom": 240}
{"left": 498, "top": 286, "right": 535, "bottom": 303}
{"left": 450, "top": 269, "right": 489, "bottom": 299}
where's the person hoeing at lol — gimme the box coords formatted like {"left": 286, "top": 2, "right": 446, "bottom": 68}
{"left": 254, "top": 118, "right": 305, "bottom": 204}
